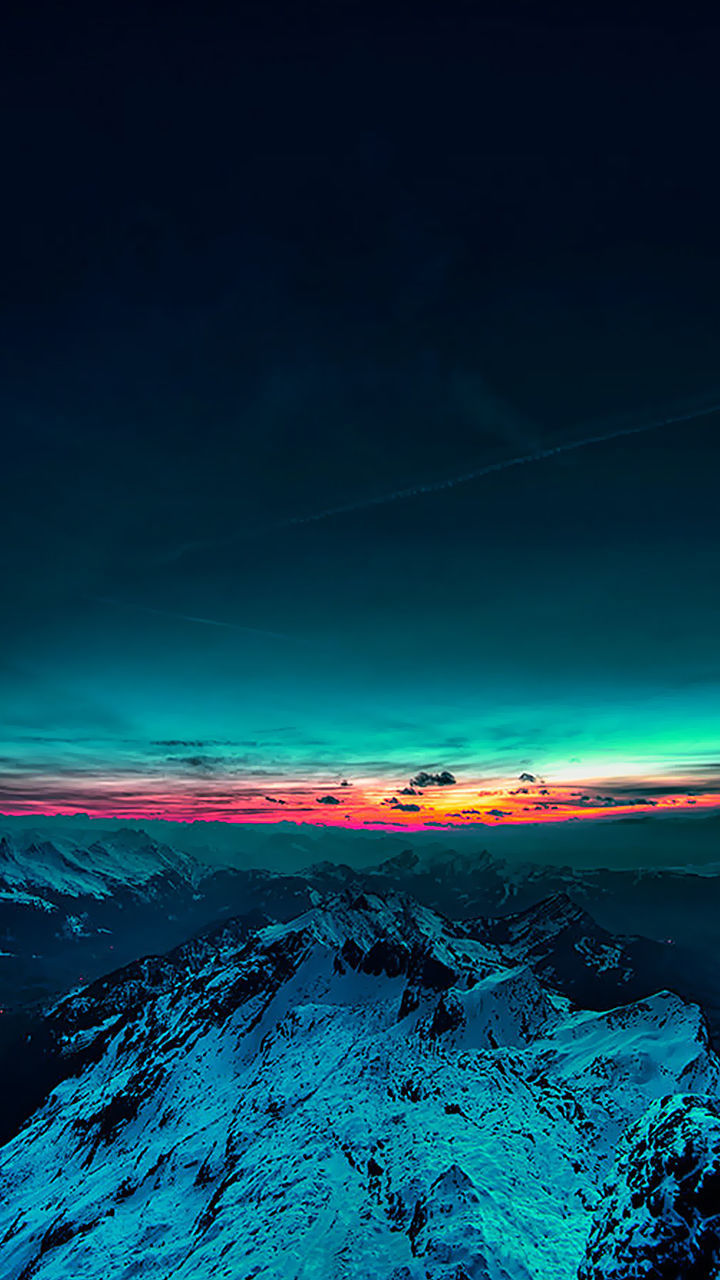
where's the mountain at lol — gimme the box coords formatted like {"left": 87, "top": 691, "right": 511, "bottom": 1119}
{"left": 0, "top": 828, "right": 200, "bottom": 899}
{"left": 353, "top": 845, "right": 720, "bottom": 952}
{"left": 472, "top": 892, "right": 720, "bottom": 1038}
{"left": 4, "top": 826, "right": 720, "bottom": 1052}
{"left": 0, "top": 828, "right": 317, "bottom": 1016}
{"left": 327, "top": 847, "right": 720, "bottom": 1043}
{"left": 0, "top": 890, "right": 718, "bottom": 1279}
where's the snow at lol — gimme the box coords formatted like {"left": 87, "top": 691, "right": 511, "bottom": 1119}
{"left": 0, "top": 891, "right": 718, "bottom": 1278}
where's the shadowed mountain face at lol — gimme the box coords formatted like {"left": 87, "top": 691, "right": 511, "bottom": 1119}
{"left": 0, "top": 890, "right": 718, "bottom": 1279}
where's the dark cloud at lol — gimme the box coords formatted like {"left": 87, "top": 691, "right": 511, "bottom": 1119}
{"left": 519, "top": 772, "right": 537, "bottom": 783}
{"left": 264, "top": 795, "right": 286, "bottom": 804}
{"left": 589, "top": 796, "right": 658, "bottom": 808}
{"left": 486, "top": 808, "right": 511, "bottom": 818}
{"left": 179, "top": 755, "right": 221, "bottom": 773}
{"left": 409, "top": 770, "right": 456, "bottom": 787}
{"left": 534, "top": 794, "right": 661, "bottom": 810}
{"left": 316, "top": 794, "right": 340, "bottom": 805}
{"left": 595, "top": 781, "right": 715, "bottom": 798}
{"left": 381, "top": 797, "right": 421, "bottom": 812}
{"left": 398, "top": 786, "right": 422, "bottom": 796}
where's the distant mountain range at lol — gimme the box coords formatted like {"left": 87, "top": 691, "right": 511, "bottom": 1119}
{"left": 0, "top": 826, "right": 324, "bottom": 1015}
{"left": 2, "top": 824, "right": 719, "bottom": 1038}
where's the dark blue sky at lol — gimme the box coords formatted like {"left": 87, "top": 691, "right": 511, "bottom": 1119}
{"left": 1, "top": 4, "right": 719, "bottom": 824}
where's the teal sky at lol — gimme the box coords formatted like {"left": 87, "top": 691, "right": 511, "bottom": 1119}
{"left": 1, "top": 8, "right": 719, "bottom": 830}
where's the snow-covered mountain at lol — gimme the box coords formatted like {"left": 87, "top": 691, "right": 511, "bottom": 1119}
{"left": 0, "top": 828, "right": 317, "bottom": 1013}
{"left": 0, "top": 890, "right": 718, "bottom": 1278}
{"left": 473, "top": 891, "right": 715, "bottom": 1020}
{"left": 0, "top": 828, "right": 200, "bottom": 900}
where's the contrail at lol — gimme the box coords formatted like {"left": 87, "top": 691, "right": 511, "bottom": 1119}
{"left": 93, "top": 596, "right": 291, "bottom": 642}
{"left": 160, "top": 394, "right": 720, "bottom": 563}
{"left": 272, "top": 398, "right": 720, "bottom": 531}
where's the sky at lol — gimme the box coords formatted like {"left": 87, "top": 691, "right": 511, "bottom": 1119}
{"left": 1, "top": 5, "right": 719, "bottom": 837}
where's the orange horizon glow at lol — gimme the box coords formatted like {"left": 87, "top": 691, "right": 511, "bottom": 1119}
{"left": 2, "top": 771, "right": 718, "bottom": 829}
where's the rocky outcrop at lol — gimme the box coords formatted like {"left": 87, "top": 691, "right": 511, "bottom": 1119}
{"left": 579, "top": 1094, "right": 720, "bottom": 1279}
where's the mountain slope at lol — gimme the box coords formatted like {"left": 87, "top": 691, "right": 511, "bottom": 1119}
{"left": 0, "top": 891, "right": 717, "bottom": 1279}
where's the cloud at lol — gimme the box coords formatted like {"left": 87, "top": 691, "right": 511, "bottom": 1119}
{"left": 409, "top": 770, "right": 456, "bottom": 787}
{"left": 264, "top": 795, "right": 286, "bottom": 804}
{"left": 519, "top": 772, "right": 537, "bottom": 783}
{"left": 486, "top": 808, "right": 511, "bottom": 818}
{"left": 178, "top": 755, "right": 221, "bottom": 774}
{"left": 398, "top": 786, "right": 422, "bottom": 796}
{"left": 593, "top": 780, "right": 717, "bottom": 798}
{"left": 381, "top": 797, "right": 422, "bottom": 812}
{"left": 582, "top": 795, "right": 658, "bottom": 809}
{"left": 530, "top": 794, "right": 661, "bottom": 811}
{"left": 316, "top": 794, "right": 340, "bottom": 805}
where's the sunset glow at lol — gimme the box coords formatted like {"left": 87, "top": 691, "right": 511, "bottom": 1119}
{"left": 3, "top": 761, "right": 718, "bottom": 828}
